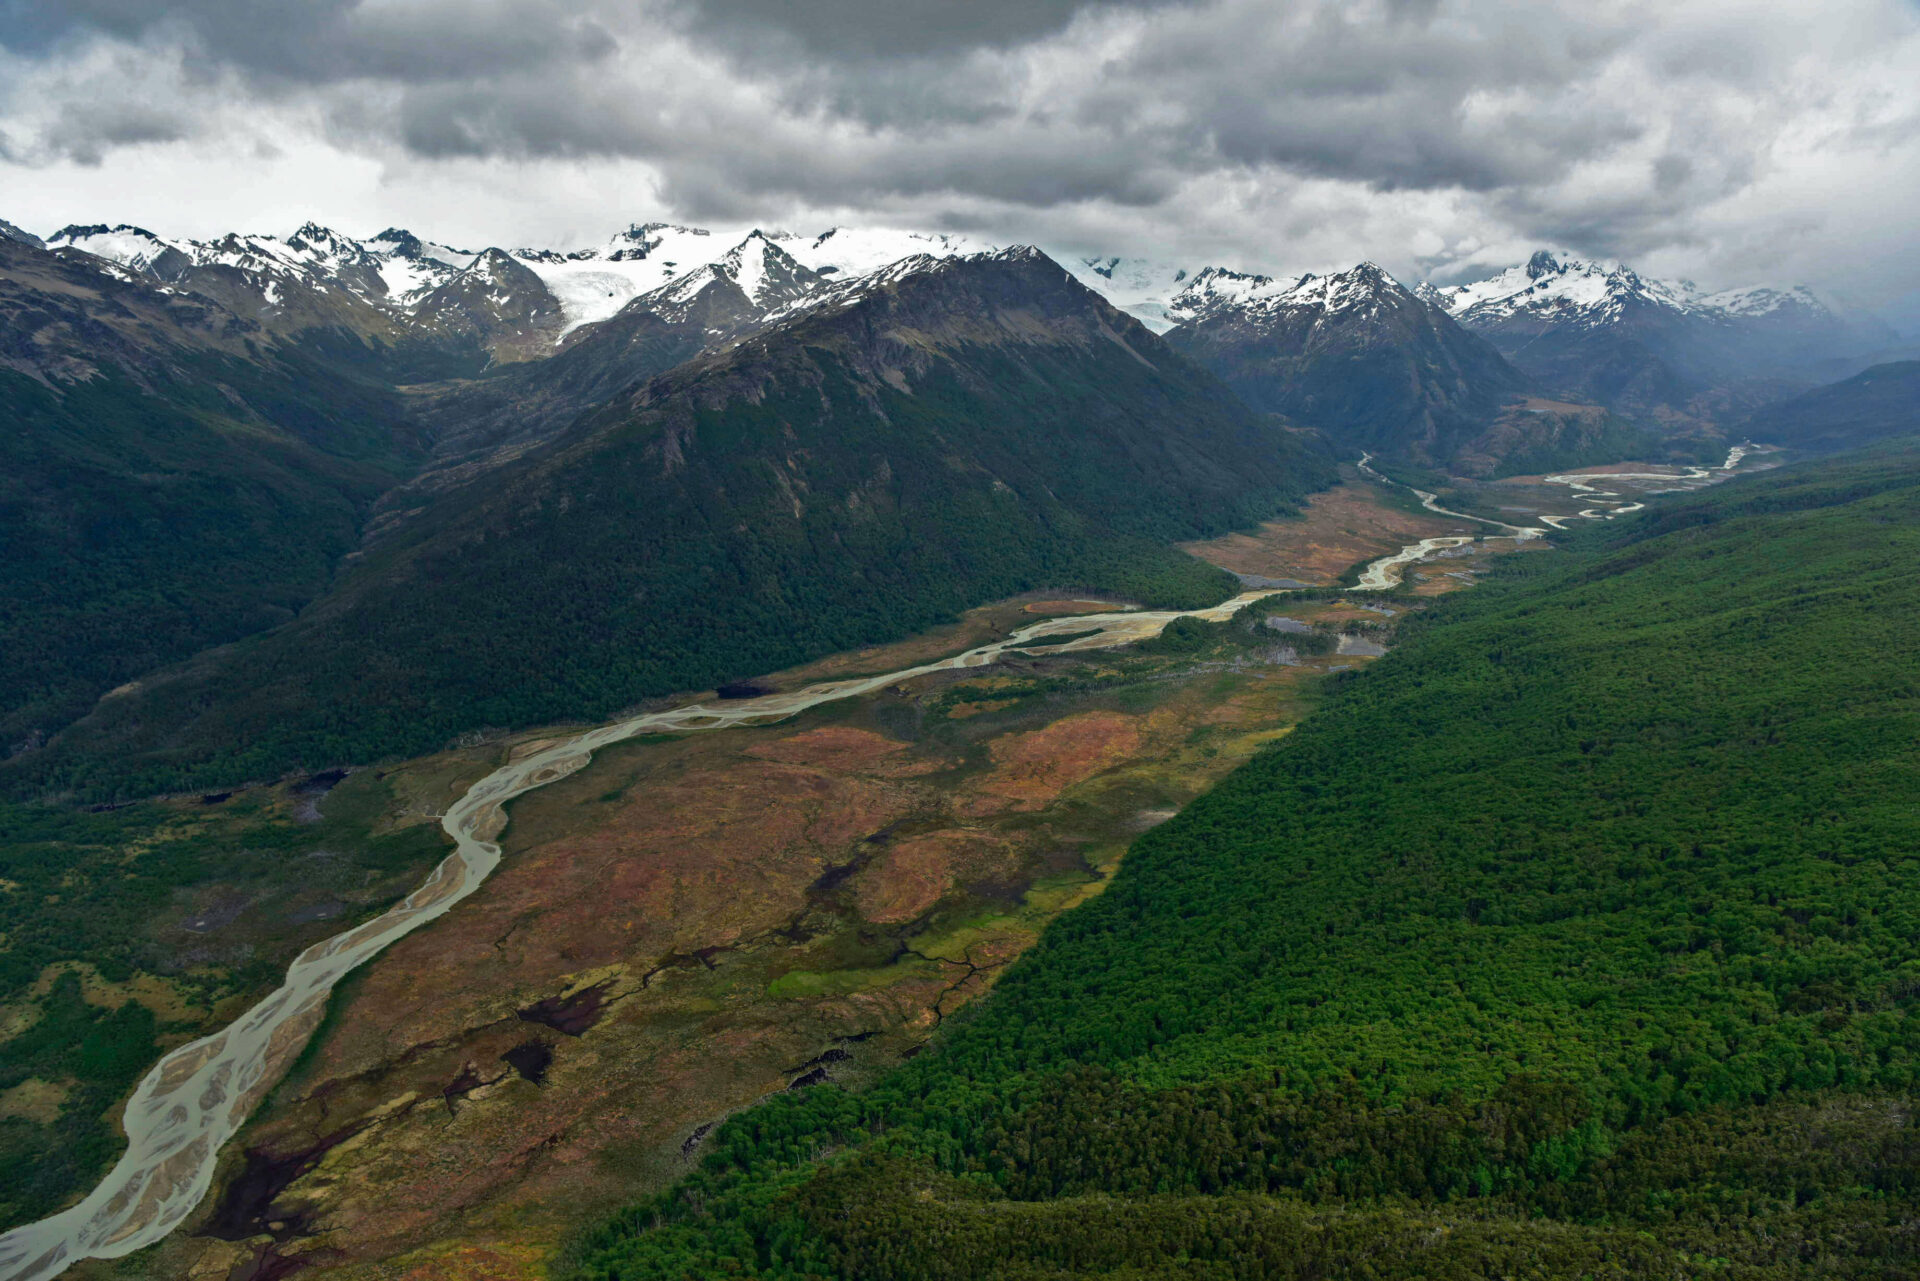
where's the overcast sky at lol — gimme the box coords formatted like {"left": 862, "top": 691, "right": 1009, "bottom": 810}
{"left": 3, "top": 0, "right": 1918, "bottom": 321}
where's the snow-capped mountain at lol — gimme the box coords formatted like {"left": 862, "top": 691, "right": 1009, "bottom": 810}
{"left": 1165, "top": 262, "right": 1439, "bottom": 326}
{"left": 1160, "top": 260, "right": 1530, "bottom": 463}
{"left": 23, "top": 210, "right": 1900, "bottom": 425}
{"left": 46, "top": 224, "right": 194, "bottom": 280}
{"left": 411, "top": 248, "right": 567, "bottom": 359}
{"left": 1429, "top": 250, "right": 1872, "bottom": 335}
{"left": 394, "top": 245, "right": 1136, "bottom": 510}
{"left": 628, "top": 230, "right": 827, "bottom": 328}
{"left": 772, "top": 226, "right": 989, "bottom": 280}
{"left": 49, "top": 221, "right": 439, "bottom": 305}
{"left": 503, "top": 223, "right": 995, "bottom": 337}
{"left": 1426, "top": 251, "right": 1700, "bottom": 329}
{"left": 507, "top": 224, "right": 716, "bottom": 336}
{"left": 1427, "top": 251, "right": 1896, "bottom": 415}
{"left": 43, "top": 220, "right": 479, "bottom": 375}
{"left": 29, "top": 212, "right": 1197, "bottom": 361}
{"left": 33, "top": 217, "right": 1007, "bottom": 366}
{"left": 1067, "top": 257, "right": 1196, "bottom": 331}
{"left": 366, "top": 228, "right": 479, "bottom": 298}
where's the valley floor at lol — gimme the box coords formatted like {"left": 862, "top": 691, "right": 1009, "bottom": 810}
{"left": 34, "top": 473, "right": 1528, "bottom": 1281}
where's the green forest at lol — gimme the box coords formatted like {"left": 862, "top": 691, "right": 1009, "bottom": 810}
{"left": 562, "top": 442, "right": 1920, "bottom": 1279}
{"left": 0, "top": 348, "right": 424, "bottom": 757}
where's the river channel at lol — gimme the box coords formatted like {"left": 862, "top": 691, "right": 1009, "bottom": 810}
{"left": 5, "top": 442, "right": 1765, "bottom": 1277}
{"left": 0, "top": 589, "right": 1298, "bottom": 1281}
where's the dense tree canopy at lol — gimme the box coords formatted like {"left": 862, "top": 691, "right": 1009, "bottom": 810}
{"left": 564, "top": 443, "right": 1920, "bottom": 1280}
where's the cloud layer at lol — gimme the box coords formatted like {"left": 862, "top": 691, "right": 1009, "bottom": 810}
{"left": 3, "top": 0, "right": 1917, "bottom": 312}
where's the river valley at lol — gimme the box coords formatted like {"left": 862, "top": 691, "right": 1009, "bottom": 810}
{"left": 3, "top": 459, "right": 1687, "bottom": 1280}
{"left": 0, "top": 588, "right": 1313, "bottom": 1281}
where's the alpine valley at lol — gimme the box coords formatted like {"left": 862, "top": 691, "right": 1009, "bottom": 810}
{"left": 1, "top": 206, "right": 1917, "bottom": 1281}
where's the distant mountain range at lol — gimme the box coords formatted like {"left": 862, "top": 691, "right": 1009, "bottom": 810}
{"left": 1423, "top": 251, "right": 1901, "bottom": 419}
{"left": 3, "top": 206, "right": 1911, "bottom": 792}
{"left": 0, "top": 226, "right": 1330, "bottom": 797}
{"left": 30, "top": 219, "right": 992, "bottom": 372}
{"left": 1741, "top": 360, "right": 1920, "bottom": 454}
{"left": 18, "top": 212, "right": 1903, "bottom": 434}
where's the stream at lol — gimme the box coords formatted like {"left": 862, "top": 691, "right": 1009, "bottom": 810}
{"left": 0, "top": 591, "right": 1280, "bottom": 1281}
{"left": 1531, "top": 442, "right": 1758, "bottom": 529}
{"left": 1349, "top": 443, "right": 1761, "bottom": 580}
{"left": 1347, "top": 453, "right": 1539, "bottom": 588}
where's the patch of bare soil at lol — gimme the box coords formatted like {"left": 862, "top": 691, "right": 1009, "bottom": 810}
{"left": 745, "top": 726, "right": 955, "bottom": 777}
{"left": 1022, "top": 599, "right": 1123, "bottom": 615}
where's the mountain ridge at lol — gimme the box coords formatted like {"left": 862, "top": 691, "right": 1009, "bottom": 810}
{"left": 1426, "top": 250, "right": 1896, "bottom": 417}
{"left": 15, "top": 247, "right": 1333, "bottom": 798}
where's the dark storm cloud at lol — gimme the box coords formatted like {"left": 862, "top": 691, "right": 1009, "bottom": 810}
{"left": 39, "top": 99, "right": 188, "bottom": 165}
{"left": 388, "top": 70, "right": 1187, "bottom": 216}
{"left": 1, "top": 0, "right": 1916, "bottom": 304}
{"left": 0, "top": 0, "right": 1797, "bottom": 200}
{"left": 669, "top": 0, "right": 1183, "bottom": 61}
{"left": 0, "top": 0, "right": 616, "bottom": 82}
{"left": 337, "top": 0, "right": 1658, "bottom": 208}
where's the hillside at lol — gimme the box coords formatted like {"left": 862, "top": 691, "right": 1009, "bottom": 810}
{"left": 565, "top": 441, "right": 1920, "bottom": 1279}
{"left": 1744, "top": 360, "right": 1920, "bottom": 454}
{"left": 20, "top": 249, "right": 1333, "bottom": 799}
{"left": 0, "top": 235, "right": 426, "bottom": 759}
{"left": 1161, "top": 263, "right": 1532, "bottom": 465}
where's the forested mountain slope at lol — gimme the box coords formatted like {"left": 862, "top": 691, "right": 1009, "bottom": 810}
{"left": 566, "top": 442, "right": 1920, "bottom": 1280}
{"left": 1744, "top": 360, "right": 1920, "bottom": 454}
{"left": 0, "top": 235, "right": 426, "bottom": 759}
{"left": 20, "top": 249, "right": 1332, "bottom": 799}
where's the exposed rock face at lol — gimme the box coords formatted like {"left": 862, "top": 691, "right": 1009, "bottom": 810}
{"left": 407, "top": 234, "right": 830, "bottom": 480}
{"left": 0, "top": 218, "right": 43, "bottom": 250}
{"left": 44, "top": 220, "right": 493, "bottom": 379}
{"left": 1162, "top": 262, "right": 1530, "bottom": 465}
{"left": 412, "top": 249, "right": 566, "bottom": 361}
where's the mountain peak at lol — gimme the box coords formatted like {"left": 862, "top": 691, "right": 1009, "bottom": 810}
{"left": 291, "top": 221, "right": 343, "bottom": 244}
{"left": 1162, "top": 257, "right": 1527, "bottom": 462}
{"left": 45, "top": 224, "right": 192, "bottom": 281}
{"left": 715, "top": 231, "right": 822, "bottom": 310}
{"left": 0, "top": 217, "right": 43, "bottom": 250}
{"left": 1431, "top": 251, "right": 1880, "bottom": 416}
{"left": 370, "top": 228, "right": 424, "bottom": 256}
{"left": 1168, "top": 260, "right": 1418, "bottom": 327}
{"left": 621, "top": 221, "right": 706, "bottom": 239}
